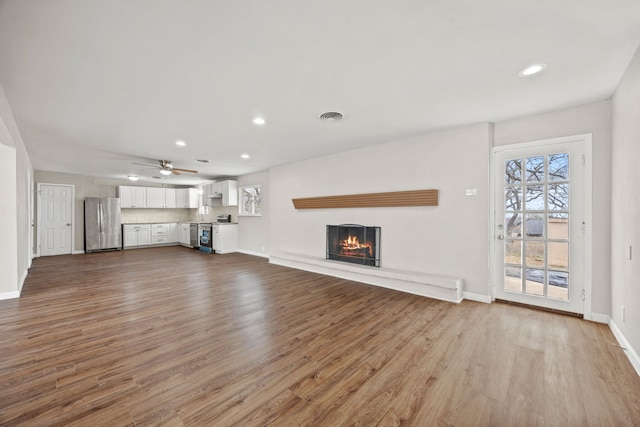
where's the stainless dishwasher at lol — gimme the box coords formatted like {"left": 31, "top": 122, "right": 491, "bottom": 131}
{"left": 189, "top": 223, "right": 199, "bottom": 248}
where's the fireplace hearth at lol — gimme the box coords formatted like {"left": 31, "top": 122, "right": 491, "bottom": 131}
{"left": 326, "top": 224, "right": 381, "bottom": 267}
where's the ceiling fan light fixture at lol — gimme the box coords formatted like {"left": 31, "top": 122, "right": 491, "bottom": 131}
{"left": 159, "top": 169, "right": 172, "bottom": 175}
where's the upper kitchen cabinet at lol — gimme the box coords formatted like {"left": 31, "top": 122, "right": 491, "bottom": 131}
{"left": 203, "top": 180, "right": 237, "bottom": 206}
{"left": 176, "top": 188, "right": 198, "bottom": 208}
{"left": 146, "top": 188, "right": 176, "bottom": 208}
{"left": 118, "top": 186, "right": 147, "bottom": 208}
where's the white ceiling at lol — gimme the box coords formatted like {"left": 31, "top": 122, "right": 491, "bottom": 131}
{"left": 1, "top": 0, "right": 639, "bottom": 185}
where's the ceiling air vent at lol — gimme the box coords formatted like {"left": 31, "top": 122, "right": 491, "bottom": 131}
{"left": 318, "top": 111, "right": 343, "bottom": 121}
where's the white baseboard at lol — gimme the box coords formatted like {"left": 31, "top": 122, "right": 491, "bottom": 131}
{"left": 0, "top": 290, "right": 20, "bottom": 300}
{"left": 586, "top": 312, "right": 610, "bottom": 324}
{"left": 463, "top": 291, "right": 491, "bottom": 304}
{"left": 73, "top": 250, "right": 85, "bottom": 255}
{"left": 609, "top": 319, "right": 640, "bottom": 377}
{"left": 236, "top": 249, "right": 269, "bottom": 258}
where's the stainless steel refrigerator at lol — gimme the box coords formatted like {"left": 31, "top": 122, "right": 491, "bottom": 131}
{"left": 84, "top": 197, "right": 122, "bottom": 252}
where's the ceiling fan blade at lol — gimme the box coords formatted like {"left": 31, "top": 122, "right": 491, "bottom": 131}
{"left": 132, "top": 162, "right": 160, "bottom": 168}
{"left": 173, "top": 167, "right": 198, "bottom": 174}
{"left": 172, "top": 170, "right": 181, "bottom": 175}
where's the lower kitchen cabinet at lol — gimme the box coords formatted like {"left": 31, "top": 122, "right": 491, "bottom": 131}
{"left": 178, "top": 223, "right": 191, "bottom": 246}
{"left": 123, "top": 224, "right": 152, "bottom": 248}
{"left": 212, "top": 224, "right": 238, "bottom": 254}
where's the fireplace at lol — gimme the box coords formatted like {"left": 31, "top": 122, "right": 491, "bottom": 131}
{"left": 326, "top": 224, "right": 381, "bottom": 267}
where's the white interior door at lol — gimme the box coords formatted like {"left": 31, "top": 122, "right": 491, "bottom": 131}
{"left": 493, "top": 137, "right": 587, "bottom": 314}
{"left": 39, "top": 184, "right": 74, "bottom": 256}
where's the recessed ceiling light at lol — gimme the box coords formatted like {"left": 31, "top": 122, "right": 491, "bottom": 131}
{"left": 176, "top": 140, "right": 186, "bottom": 147}
{"left": 253, "top": 117, "right": 266, "bottom": 125}
{"left": 127, "top": 175, "right": 139, "bottom": 181}
{"left": 240, "top": 153, "right": 250, "bottom": 159}
{"left": 159, "top": 169, "right": 172, "bottom": 175}
{"left": 519, "top": 63, "right": 547, "bottom": 77}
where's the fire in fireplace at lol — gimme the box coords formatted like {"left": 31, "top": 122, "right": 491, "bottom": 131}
{"left": 326, "top": 224, "right": 381, "bottom": 267}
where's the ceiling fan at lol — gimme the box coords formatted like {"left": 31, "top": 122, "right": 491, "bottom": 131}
{"left": 133, "top": 160, "right": 198, "bottom": 176}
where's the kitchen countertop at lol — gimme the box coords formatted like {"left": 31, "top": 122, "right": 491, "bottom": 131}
{"left": 122, "top": 222, "right": 238, "bottom": 225}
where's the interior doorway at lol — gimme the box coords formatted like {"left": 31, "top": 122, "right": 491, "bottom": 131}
{"left": 37, "top": 183, "right": 75, "bottom": 256}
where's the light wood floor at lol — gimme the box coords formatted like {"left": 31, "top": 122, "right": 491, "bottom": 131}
{"left": 1, "top": 247, "right": 639, "bottom": 426}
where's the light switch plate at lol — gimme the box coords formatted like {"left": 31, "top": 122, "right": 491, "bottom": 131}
{"left": 466, "top": 188, "right": 478, "bottom": 196}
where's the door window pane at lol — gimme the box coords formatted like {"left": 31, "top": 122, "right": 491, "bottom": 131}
{"left": 525, "top": 185, "right": 544, "bottom": 210}
{"left": 505, "top": 267, "right": 522, "bottom": 293}
{"left": 548, "top": 271, "right": 569, "bottom": 301}
{"left": 525, "top": 214, "right": 545, "bottom": 238}
{"left": 505, "top": 187, "right": 522, "bottom": 211}
{"left": 525, "top": 268, "right": 545, "bottom": 296}
{"left": 548, "top": 242, "right": 569, "bottom": 269}
{"left": 505, "top": 159, "right": 522, "bottom": 184}
{"left": 548, "top": 213, "right": 569, "bottom": 239}
{"left": 505, "top": 240, "right": 522, "bottom": 265}
{"left": 526, "top": 156, "right": 545, "bottom": 182}
{"left": 548, "top": 153, "right": 569, "bottom": 181}
{"left": 505, "top": 213, "right": 522, "bottom": 237}
{"left": 548, "top": 183, "right": 569, "bottom": 211}
{"left": 525, "top": 241, "right": 545, "bottom": 267}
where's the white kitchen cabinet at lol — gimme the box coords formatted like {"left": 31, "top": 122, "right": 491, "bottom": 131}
{"left": 118, "top": 186, "right": 147, "bottom": 208}
{"left": 123, "top": 224, "right": 152, "bottom": 247}
{"left": 151, "top": 223, "right": 171, "bottom": 244}
{"left": 220, "top": 180, "right": 238, "bottom": 206}
{"left": 146, "top": 188, "right": 176, "bottom": 208}
{"left": 169, "top": 223, "right": 179, "bottom": 243}
{"left": 212, "top": 224, "right": 238, "bottom": 254}
{"left": 176, "top": 188, "right": 198, "bottom": 208}
{"left": 203, "top": 180, "right": 237, "bottom": 207}
{"left": 178, "top": 223, "right": 191, "bottom": 246}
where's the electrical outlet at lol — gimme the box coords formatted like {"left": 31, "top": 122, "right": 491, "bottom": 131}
{"left": 622, "top": 305, "right": 626, "bottom": 322}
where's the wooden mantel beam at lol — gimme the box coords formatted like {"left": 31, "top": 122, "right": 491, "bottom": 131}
{"left": 291, "top": 189, "right": 438, "bottom": 209}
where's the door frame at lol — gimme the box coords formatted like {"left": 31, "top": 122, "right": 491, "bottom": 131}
{"left": 489, "top": 133, "right": 593, "bottom": 319}
{"left": 36, "top": 182, "right": 76, "bottom": 257}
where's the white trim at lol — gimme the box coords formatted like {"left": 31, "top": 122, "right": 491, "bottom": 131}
{"left": 73, "top": 250, "right": 85, "bottom": 255}
{"left": 463, "top": 291, "right": 492, "bottom": 303}
{"left": 236, "top": 249, "right": 270, "bottom": 258}
{"left": 587, "top": 312, "right": 610, "bottom": 324}
{"left": 18, "top": 267, "right": 28, "bottom": 294}
{"left": 609, "top": 319, "right": 640, "bottom": 377}
{"left": 0, "top": 291, "right": 20, "bottom": 300}
{"left": 36, "top": 183, "right": 76, "bottom": 256}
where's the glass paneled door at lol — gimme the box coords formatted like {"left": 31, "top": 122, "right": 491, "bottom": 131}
{"left": 493, "top": 138, "right": 585, "bottom": 314}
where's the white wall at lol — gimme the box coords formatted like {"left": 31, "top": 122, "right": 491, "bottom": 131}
{"left": 0, "top": 85, "right": 33, "bottom": 298}
{"left": 238, "top": 169, "right": 270, "bottom": 257}
{"left": 611, "top": 46, "right": 640, "bottom": 358}
{"left": 270, "top": 123, "right": 491, "bottom": 296}
{"left": 493, "top": 99, "right": 612, "bottom": 316}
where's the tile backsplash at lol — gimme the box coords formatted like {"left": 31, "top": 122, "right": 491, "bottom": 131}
{"left": 120, "top": 206, "right": 238, "bottom": 224}
{"left": 121, "top": 208, "right": 192, "bottom": 224}
{"left": 189, "top": 206, "right": 237, "bottom": 223}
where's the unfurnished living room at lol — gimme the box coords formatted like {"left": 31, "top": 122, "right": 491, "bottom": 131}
{"left": 1, "top": 1, "right": 640, "bottom": 425}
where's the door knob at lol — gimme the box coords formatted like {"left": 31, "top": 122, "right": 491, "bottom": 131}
{"left": 66, "top": 223, "right": 71, "bottom": 226}
{"left": 497, "top": 234, "right": 504, "bottom": 240}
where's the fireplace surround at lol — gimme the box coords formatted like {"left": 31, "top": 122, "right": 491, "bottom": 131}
{"left": 326, "top": 224, "right": 381, "bottom": 267}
